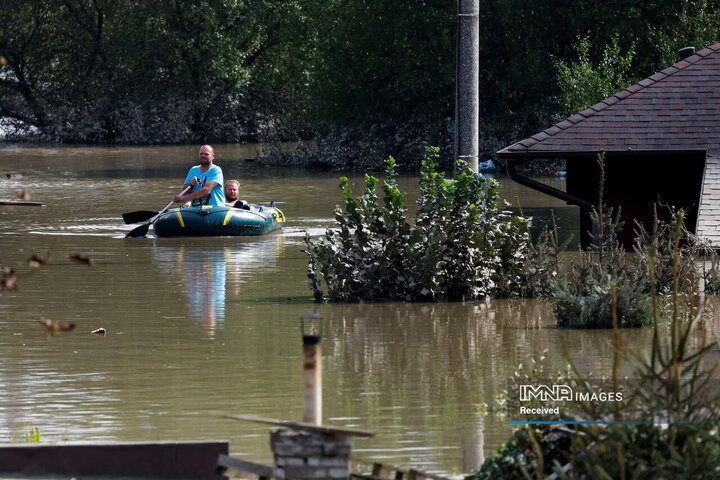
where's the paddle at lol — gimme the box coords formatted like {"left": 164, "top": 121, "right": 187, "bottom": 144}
{"left": 125, "top": 186, "right": 191, "bottom": 238}
{"left": 122, "top": 210, "right": 158, "bottom": 224}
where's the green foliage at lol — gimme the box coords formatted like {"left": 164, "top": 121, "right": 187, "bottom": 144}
{"left": 683, "top": 230, "right": 720, "bottom": 296}
{"left": 0, "top": 0, "right": 312, "bottom": 143}
{"left": 474, "top": 422, "right": 720, "bottom": 480}
{"left": 8, "top": 425, "right": 42, "bottom": 444}
{"left": 701, "top": 250, "right": 720, "bottom": 295}
{"left": 24, "top": 426, "right": 41, "bottom": 444}
{"left": 568, "top": 423, "right": 720, "bottom": 478}
{"left": 547, "top": 153, "right": 703, "bottom": 329}
{"left": 633, "top": 206, "right": 700, "bottom": 295}
{"left": 303, "top": 0, "right": 454, "bottom": 125}
{"left": 552, "top": 277, "right": 652, "bottom": 328}
{"left": 561, "top": 242, "right": 718, "bottom": 477}
{"left": 550, "top": 200, "right": 654, "bottom": 328}
{"left": 517, "top": 214, "right": 572, "bottom": 298}
{"left": 551, "top": 204, "right": 705, "bottom": 329}
{"left": 305, "top": 147, "right": 544, "bottom": 302}
{"left": 4, "top": 0, "right": 720, "bottom": 154}
{"left": 554, "top": 35, "right": 637, "bottom": 119}
{"left": 469, "top": 425, "right": 569, "bottom": 480}
{"left": 472, "top": 209, "right": 720, "bottom": 478}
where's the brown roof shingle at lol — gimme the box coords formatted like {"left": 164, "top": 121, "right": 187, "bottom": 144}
{"left": 497, "top": 43, "right": 720, "bottom": 159}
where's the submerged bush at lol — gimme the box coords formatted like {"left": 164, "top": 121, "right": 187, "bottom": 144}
{"left": 550, "top": 202, "right": 654, "bottom": 328}
{"left": 552, "top": 277, "right": 652, "bottom": 328}
{"left": 550, "top": 206, "right": 710, "bottom": 328}
{"left": 471, "top": 425, "right": 570, "bottom": 480}
{"left": 471, "top": 209, "right": 720, "bottom": 479}
{"left": 305, "top": 147, "right": 549, "bottom": 302}
{"left": 547, "top": 153, "right": 704, "bottom": 328}
{"left": 473, "top": 422, "right": 720, "bottom": 479}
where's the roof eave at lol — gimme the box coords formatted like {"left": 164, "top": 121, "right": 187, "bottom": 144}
{"left": 498, "top": 148, "right": 708, "bottom": 162}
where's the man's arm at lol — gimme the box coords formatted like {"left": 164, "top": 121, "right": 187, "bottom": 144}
{"left": 174, "top": 181, "right": 218, "bottom": 203}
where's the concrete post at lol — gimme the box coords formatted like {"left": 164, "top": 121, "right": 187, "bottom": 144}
{"left": 455, "top": 0, "right": 480, "bottom": 173}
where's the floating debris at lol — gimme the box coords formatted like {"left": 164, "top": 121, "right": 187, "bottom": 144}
{"left": 90, "top": 327, "right": 107, "bottom": 336}
{"left": 28, "top": 253, "right": 50, "bottom": 268}
{"left": 38, "top": 317, "right": 76, "bottom": 336}
{"left": 1, "top": 265, "right": 17, "bottom": 291}
{"left": 69, "top": 253, "right": 96, "bottom": 266}
{"left": 0, "top": 199, "right": 44, "bottom": 206}
{"left": 15, "top": 189, "right": 31, "bottom": 201}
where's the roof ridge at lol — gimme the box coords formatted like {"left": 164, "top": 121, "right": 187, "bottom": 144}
{"left": 499, "top": 43, "right": 720, "bottom": 153}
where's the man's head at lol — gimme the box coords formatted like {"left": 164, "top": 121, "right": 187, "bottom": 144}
{"left": 224, "top": 179, "right": 239, "bottom": 202}
{"left": 199, "top": 145, "right": 215, "bottom": 167}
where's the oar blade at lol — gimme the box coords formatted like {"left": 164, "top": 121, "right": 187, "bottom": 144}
{"left": 122, "top": 210, "right": 158, "bottom": 224}
{"left": 123, "top": 185, "right": 188, "bottom": 236}
{"left": 125, "top": 222, "right": 151, "bottom": 238}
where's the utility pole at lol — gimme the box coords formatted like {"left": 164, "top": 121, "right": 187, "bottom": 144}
{"left": 455, "top": 0, "right": 479, "bottom": 173}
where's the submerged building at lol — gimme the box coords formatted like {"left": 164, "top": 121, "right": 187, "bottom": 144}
{"left": 498, "top": 43, "right": 720, "bottom": 248}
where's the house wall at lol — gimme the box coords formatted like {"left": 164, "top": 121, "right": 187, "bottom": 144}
{"left": 567, "top": 155, "right": 706, "bottom": 249}
{"left": 695, "top": 155, "right": 720, "bottom": 245}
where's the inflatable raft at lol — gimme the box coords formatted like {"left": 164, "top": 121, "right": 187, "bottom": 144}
{"left": 153, "top": 204, "right": 285, "bottom": 237}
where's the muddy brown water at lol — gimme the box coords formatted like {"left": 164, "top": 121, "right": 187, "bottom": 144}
{"left": 1, "top": 144, "right": 712, "bottom": 475}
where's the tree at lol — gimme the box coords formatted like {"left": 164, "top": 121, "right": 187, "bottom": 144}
{"left": 0, "top": 0, "right": 316, "bottom": 143}
{"left": 302, "top": 0, "right": 455, "bottom": 125}
{"left": 3, "top": 0, "right": 720, "bottom": 149}
{"left": 553, "top": 35, "right": 636, "bottom": 119}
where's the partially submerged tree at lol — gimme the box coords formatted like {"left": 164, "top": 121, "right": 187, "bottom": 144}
{"left": 305, "top": 147, "right": 555, "bottom": 302}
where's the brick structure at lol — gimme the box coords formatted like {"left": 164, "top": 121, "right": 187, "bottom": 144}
{"left": 498, "top": 43, "right": 720, "bottom": 248}
{"left": 271, "top": 428, "right": 353, "bottom": 480}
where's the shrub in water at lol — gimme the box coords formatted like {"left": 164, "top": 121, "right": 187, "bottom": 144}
{"left": 305, "top": 147, "right": 542, "bottom": 302}
{"left": 469, "top": 425, "right": 570, "bottom": 480}
{"left": 552, "top": 277, "right": 652, "bottom": 328}
{"left": 550, "top": 203, "right": 653, "bottom": 328}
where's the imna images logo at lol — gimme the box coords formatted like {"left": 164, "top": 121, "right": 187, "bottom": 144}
{"left": 520, "top": 384, "right": 573, "bottom": 402}
{"left": 518, "top": 384, "right": 624, "bottom": 403}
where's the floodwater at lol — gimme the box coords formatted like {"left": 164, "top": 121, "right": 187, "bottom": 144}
{"left": 0, "top": 144, "right": 709, "bottom": 475}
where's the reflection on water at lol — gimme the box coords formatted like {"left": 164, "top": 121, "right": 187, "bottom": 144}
{"left": 174, "top": 246, "right": 226, "bottom": 333}
{"left": 152, "top": 236, "right": 283, "bottom": 335}
{"left": 318, "top": 299, "right": 655, "bottom": 473}
{"left": 2, "top": 145, "right": 712, "bottom": 475}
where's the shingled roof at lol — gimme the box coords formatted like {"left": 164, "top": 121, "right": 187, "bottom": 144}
{"left": 497, "top": 43, "right": 720, "bottom": 159}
